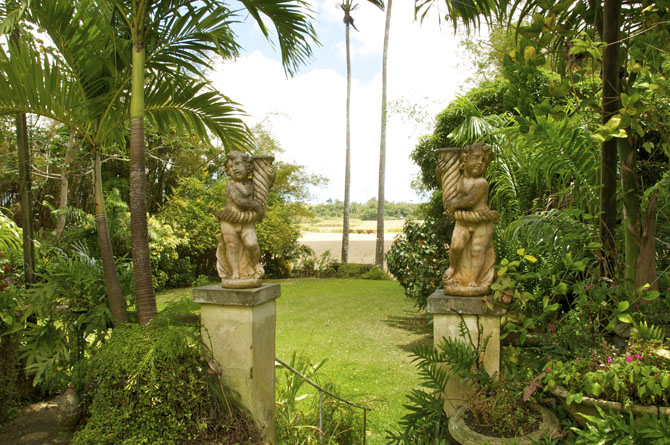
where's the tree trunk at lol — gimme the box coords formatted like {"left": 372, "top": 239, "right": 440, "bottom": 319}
{"left": 635, "top": 192, "right": 658, "bottom": 290}
{"left": 93, "top": 149, "right": 128, "bottom": 324}
{"left": 617, "top": 136, "right": 641, "bottom": 288}
{"left": 130, "top": 38, "right": 157, "bottom": 325}
{"left": 342, "top": 20, "right": 352, "bottom": 264}
{"left": 11, "top": 30, "right": 35, "bottom": 285}
{"left": 55, "top": 129, "right": 75, "bottom": 242}
{"left": 16, "top": 112, "right": 35, "bottom": 285}
{"left": 599, "top": 0, "right": 621, "bottom": 279}
{"left": 375, "top": 0, "right": 392, "bottom": 269}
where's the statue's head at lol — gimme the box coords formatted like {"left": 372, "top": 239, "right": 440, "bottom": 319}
{"left": 224, "top": 151, "right": 254, "bottom": 180}
{"left": 460, "top": 142, "right": 493, "bottom": 177}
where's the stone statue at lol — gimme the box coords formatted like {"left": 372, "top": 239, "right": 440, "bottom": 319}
{"left": 436, "top": 143, "right": 498, "bottom": 296}
{"left": 215, "top": 151, "right": 276, "bottom": 289}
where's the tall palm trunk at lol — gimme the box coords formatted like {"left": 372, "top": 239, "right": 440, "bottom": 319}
{"left": 599, "top": 0, "right": 620, "bottom": 279}
{"left": 16, "top": 111, "right": 35, "bottom": 285}
{"left": 375, "top": 0, "right": 391, "bottom": 269}
{"left": 341, "top": 12, "right": 352, "bottom": 264}
{"left": 93, "top": 148, "right": 128, "bottom": 324}
{"left": 55, "top": 129, "right": 75, "bottom": 242}
{"left": 11, "top": 30, "right": 35, "bottom": 285}
{"left": 130, "top": 32, "right": 157, "bottom": 325}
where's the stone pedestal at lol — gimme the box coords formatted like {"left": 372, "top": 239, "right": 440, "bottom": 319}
{"left": 427, "top": 290, "right": 506, "bottom": 416}
{"left": 193, "top": 283, "right": 280, "bottom": 443}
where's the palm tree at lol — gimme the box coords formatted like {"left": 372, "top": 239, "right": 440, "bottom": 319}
{"left": 0, "top": 0, "right": 256, "bottom": 324}
{"left": 0, "top": 1, "right": 131, "bottom": 323}
{"left": 112, "top": 0, "right": 317, "bottom": 324}
{"left": 340, "top": 0, "right": 383, "bottom": 264}
{"left": 375, "top": 0, "right": 392, "bottom": 269}
{"left": 0, "top": 6, "right": 36, "bottom": 285}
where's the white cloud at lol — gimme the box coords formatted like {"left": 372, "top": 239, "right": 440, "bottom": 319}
{"left": 211, "top": 1, "right": 481, "bottom": 204}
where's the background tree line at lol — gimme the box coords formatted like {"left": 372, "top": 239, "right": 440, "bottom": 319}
{"left": 308, "top": 199, "right": 420, "bottom": 221}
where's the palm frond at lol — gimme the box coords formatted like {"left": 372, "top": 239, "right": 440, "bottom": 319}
{"left": 146, "top": 2, "right": 240, "bottom": 78}
{"left": 0, "top": 208, "right": 22, "bottom": 254}
{"left": 0, "top": 0, "right": 29, "bottom": 34}
{"left": 0, "top": 41, "right": 82, "bottom": 131}
{"left": 144, "top": 76, "right": 252, "bottom": 152}
{"left": 236, "top": 0, "right": 319, "bottom": 76}
{"left": 415, "top": 0, "right": 505, "bottom": 31}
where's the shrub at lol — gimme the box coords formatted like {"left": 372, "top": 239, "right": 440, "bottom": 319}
{"left": 73, "top": 322, "right": 261, "bottom": 445}
{"left": 361, "top": 266, "right": 390, "bottom": 280}
{"left": 333, "top": 263, "right": 375, "bottom": 279}
{"left": 386, "top": 218, "right": 450, "bottom": 309}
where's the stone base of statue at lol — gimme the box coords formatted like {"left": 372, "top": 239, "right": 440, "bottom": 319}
{"left": 193, "top": 283, "right": 280, "bottom": 443}
{"left": 427, "top": 290, "right": 506, "bottom": 416}
{"left": 220, "top": 277, "right": 262, "bottom": 289}
{"left": 443, "top": 283, "right": 491, "bottom": 297}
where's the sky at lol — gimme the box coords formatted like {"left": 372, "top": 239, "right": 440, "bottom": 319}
{"left": 210, "top": 0, "right": 480, "bottom": 204}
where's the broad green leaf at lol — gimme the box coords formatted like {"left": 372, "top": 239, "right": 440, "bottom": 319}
{"left": 617, "top": 313, "right": 634, "bottom": 324}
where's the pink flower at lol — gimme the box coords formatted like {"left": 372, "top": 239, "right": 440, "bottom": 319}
{"left": 547, "top": 356, "right": 552, "bottom": 360}
{"left": 550, "top": 324, "right": 555, "bottom": 333}
{"left": 607, "top": 357, "right": 612, "bottom": 363}
{"left": 546, "top": 367, "right": 551, "bottom": 372}
{"left": 626, "top": 356, "right": 633, "bottom": 362}
{"left": 576, "top": 357, "right": 579, "bottom": 362}
{"left": 634, "top": 354, "right": 642, "bottom": 359}
{"left": 586, "top": 283, "right": 592, "bottom": 291}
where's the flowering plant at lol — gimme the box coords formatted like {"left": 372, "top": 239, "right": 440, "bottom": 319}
{"left": 544, "top": 339, "right": 670, "bottom": 406}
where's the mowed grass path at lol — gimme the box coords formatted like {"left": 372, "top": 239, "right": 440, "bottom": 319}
{"left": 157, "top": 278, "right": 431, "bottom": 444}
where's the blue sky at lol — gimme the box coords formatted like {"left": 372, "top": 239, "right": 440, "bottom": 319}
{"left": 214, "top": 1, "right": 480, "bottom": 203}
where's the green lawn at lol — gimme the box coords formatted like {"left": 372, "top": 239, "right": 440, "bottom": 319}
{"left": 157, "top": 278, "right": 432, "bottom": 444}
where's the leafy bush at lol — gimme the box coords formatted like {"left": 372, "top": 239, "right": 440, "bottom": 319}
{"left": 386, "top": 218, "right": 450, "bottom": 309}
{"left": 157, "top": 176, "right": 224, "bottom": 279}
{"left": 334, "top": 262, "right": 374, "bottom": 278}
{"left": 276, "top": 353, "right": 363, "bottom": 444}
{"left": 73, "top": 322, "right": 261, "bottom": 444}
{"left": 545, "top": 338, "right": 670, "bottom": 406}
{"left": 148, "top": 216, "right": 193, "bottom": 290}
{"left": 361, "top": 266, "right": 390, "bottom": 280}
{"left": 0, "top": 254, "right": 21, "bottom": 423}
{"left": 573, "top": 407, "right": 670, "bottom": 444}
{"left": 257, "top": 201, "right": 302, "bottom": 278}
{"left": 16, "top": 244, "right": 124, "bottom": 392}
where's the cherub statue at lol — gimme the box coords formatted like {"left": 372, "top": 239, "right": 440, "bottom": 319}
{"left": 436, "top": 143, "right": 498, "bottom": 296}
{"left": 215, "top": 151, "right": 275, "bottom": 289}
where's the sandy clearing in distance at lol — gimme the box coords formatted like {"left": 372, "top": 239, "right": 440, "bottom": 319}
{"left": 299, "top": 231, "right": 401, "bottom": 264}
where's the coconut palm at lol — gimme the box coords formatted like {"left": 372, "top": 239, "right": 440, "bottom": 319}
{"left": 340, "top": 0, "right": 383, "bottom": 264}
{"left": 112, "top": 0, "right": 318, "bottom": 324}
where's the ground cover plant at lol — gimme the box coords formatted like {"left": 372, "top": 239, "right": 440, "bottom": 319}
{"left": 157, "top": 278, "right": 432, "bottom": 445}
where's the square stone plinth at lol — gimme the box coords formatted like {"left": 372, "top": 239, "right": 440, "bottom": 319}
{"left": 427, "top": 290, "right": 506, "bottom": 415}
{"left": 194, "top": 283, "right": 280, "bottom": 443}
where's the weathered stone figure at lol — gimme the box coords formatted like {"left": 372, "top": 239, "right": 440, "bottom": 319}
{"left": 215, "top": 151, "right": 275, "bottom": 289}
{"left": 436, "top": 143, "right": 498, "bottom": 296}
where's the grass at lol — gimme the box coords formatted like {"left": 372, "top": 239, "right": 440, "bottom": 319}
{"left": 157, "top": 278, "right": 431, "bottom": 444}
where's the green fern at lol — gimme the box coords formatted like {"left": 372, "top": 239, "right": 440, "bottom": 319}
{"left": 388, "top": 320, "right": 495, "bottom": 443}
{"left": 632, "top": 320, "right": 666, "bottom": 341}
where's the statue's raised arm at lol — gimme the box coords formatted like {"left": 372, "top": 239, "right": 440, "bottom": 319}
{"left": 436, "top": 143, "right": 498, "bottom": 296}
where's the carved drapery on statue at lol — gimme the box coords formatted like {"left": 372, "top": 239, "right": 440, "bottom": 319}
{"left": 215, "top": 152, "right": 276, "bottom": 289}
{"left": 436, "top": 144, "right": 498, "bottom": 296}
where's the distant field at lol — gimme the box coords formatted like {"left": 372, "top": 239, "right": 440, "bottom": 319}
{"left": 299, "top": 218, "right": 408, "bottom": 234}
